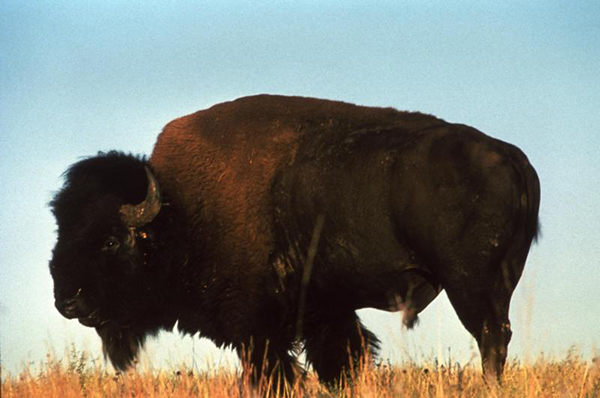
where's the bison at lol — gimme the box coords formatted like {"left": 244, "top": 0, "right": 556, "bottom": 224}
{"left": 50, "top": 95, "right": 540, "bottom": 386}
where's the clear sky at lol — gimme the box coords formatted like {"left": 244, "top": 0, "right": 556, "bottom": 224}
{"left": 1, "top": 0, "right": 599, "bottom": 374}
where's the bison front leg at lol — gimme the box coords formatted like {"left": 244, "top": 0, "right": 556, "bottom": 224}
{"left": 303, "top": 311, "right": 380, "bottom": 386}
{"left": 238, "top": 337, "right": 298, "bottom": 393}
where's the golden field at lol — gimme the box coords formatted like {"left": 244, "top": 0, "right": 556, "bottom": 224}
{"left": 2, "top": 348, "right": 599, "bottom": 398}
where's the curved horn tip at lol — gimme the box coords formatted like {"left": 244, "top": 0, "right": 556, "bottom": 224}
{"left": 119, "top": 166, "right": 162, "bottom": 228}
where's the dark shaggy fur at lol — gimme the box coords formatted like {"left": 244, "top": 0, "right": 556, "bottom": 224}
{"left": 50, "top": 95, "right": 540, "bottom": 386}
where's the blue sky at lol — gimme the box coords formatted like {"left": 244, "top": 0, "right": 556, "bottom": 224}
{"left": 1, "top": 1, "right": 599, "bottom": 374}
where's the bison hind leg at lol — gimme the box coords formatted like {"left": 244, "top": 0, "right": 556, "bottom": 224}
{"left": 303, "top": 312, "right": 380, "bottom": 385}
{"left": 445, "top": 286, "right": 513, "bottom": 383}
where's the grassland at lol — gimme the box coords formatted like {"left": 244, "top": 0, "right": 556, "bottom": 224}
{"left": 2, "top": 348, "right": 599, "bottom": 398}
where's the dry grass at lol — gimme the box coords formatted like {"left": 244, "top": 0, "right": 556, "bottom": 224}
{"left": 2, "top": 347, "right": 599, "bottom": 398}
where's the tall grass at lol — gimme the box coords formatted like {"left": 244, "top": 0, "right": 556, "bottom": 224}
{"left": 2, "top": 347, "right": 599, "bottom": 398}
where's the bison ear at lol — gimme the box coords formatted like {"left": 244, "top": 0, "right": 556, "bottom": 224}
{"left": 120, "top": 166, "right": 162, "bottom": 228}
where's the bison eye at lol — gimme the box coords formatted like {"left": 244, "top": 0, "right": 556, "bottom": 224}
{"left": 102, "top": 236, "right": 120, "bottom": 253}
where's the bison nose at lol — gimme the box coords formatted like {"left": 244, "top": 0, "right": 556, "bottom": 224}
{"left": 55, "top": 296, "right": 84, "bottom": 319}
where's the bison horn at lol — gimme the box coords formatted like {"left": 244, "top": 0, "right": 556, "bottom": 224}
{"left": 120, "top": 166, "right": 162, "bottom": 228}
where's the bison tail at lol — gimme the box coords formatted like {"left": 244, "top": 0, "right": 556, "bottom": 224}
{"left": 498, "top": 147, "right": 541, "bottom": 293}
{"left": 521, "top": 154, "right": 541, "bottom": 245}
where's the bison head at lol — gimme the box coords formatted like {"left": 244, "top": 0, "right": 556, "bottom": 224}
{"left": 49, "top": 152, "right": 168, "bottom": 370}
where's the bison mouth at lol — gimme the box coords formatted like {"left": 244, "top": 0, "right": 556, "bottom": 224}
{"left": 55, "top": 294, "right": 109, "bottom": 327}
{"left": 78, "top": 309, "right": 107, "bottom": 327}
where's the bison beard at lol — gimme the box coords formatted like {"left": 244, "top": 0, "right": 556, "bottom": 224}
{"left": 49, "top": 95, "right": 540, "bottom": 387}
{"left": 96, "top": 323, "right": 147, "bottom": 371}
